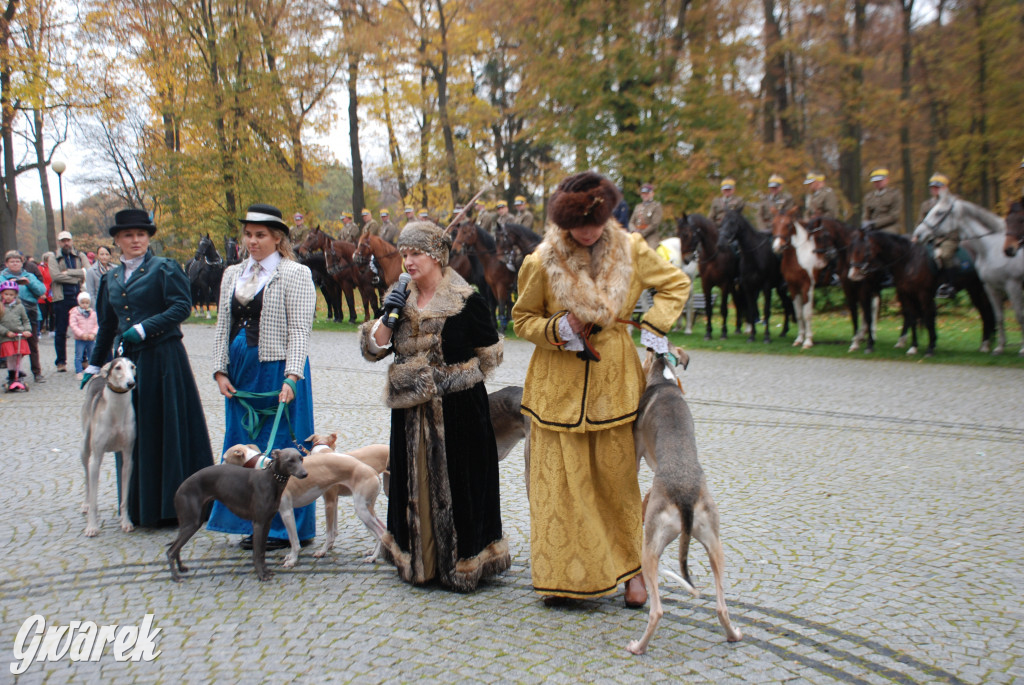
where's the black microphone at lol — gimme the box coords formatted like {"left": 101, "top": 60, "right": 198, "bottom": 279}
{"left": 383, "top": 273, "right": 412, "bottom": 329}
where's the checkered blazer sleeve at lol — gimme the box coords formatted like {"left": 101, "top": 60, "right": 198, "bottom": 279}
{"left": 212, "top": 265, "right": 242, "bottom": 377}
{"left": 280, "top": 260, "right": 316, "bottom": 380}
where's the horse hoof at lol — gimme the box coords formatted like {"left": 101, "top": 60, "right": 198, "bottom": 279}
{"left": 907, "top": 347, "right": 918, "bottom": 356}
{"left": 979, "top": 342, "right": 991, "bottom": 353}
{"left": 848, "top": 342, "right": 859, "bottom": 352}
{"left": 992, "top": 347, "right": 1004, "bottom": 356}
{"left": 865, "top": 346, "right": 874, "bottom": 354}
{"left": 704, "top": 334, "right": 712, "bottom": 341}
{"left": 801, "top": 341, "right": 813, "bottom": 350}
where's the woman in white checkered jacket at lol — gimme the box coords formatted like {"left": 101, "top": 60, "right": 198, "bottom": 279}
{"left": 206, "top": 203, "right": 318, "bottom": 551}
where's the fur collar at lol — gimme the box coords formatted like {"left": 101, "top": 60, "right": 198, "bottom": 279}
{"left": 536, "top": 219, "right": 632, "bottom": 327}
{"left": 404, "top": 267, "right": 474, "bottom": 322}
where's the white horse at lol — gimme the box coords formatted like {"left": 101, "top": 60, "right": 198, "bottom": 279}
{"left": 913, "top": 190, "right": 1024, "bottom": 355}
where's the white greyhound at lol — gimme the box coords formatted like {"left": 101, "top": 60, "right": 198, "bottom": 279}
{"left": 80, "top": 358, "right": 137, "bottom": 537}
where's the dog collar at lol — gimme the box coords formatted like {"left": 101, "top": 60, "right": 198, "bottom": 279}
{"left": 106, "top": 382, "right": 132, "bottom": 394}
{"left": 272, "top": 471, "right": 290, "bottom": 484}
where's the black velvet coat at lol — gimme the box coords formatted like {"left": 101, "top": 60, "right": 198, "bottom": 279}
{"left": 360, "top": 269, "right": 509, "bottom": 591}
{"left": 91, "top": 251, "right": 214, "bottom": 526}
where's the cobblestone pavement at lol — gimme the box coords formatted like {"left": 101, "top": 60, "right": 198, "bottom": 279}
{"left": 2, "top": 324, "right": 1022, "bottom": 683}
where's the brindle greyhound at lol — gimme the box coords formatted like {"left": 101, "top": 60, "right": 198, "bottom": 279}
{"left": 627, "top": 347, "right": 742, "bottom": 654}
{"left": 167, "top": 448, "right": 307, "bottom": 582}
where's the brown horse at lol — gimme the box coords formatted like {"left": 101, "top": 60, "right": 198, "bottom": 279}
{"left": 354, "top": 234, "right": 404, "bottom": 289}
{"left": 677, "top": 213, "right": 741, "bottom": 340}
{"left": 453, "top": 221, "right": 516, "bottom": 330}
{"left": 299, "top": 227, "right": 379, "bottom": 322}
{"left": 848, "top": 228, "right": 937, "bottom": 356}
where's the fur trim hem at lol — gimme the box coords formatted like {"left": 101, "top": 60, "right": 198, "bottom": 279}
{"left": 536, "top": 219, "right": 632, "bottom": 328}
{"left": 381, "top": 533, "right": 511, "bottom": 592}
{"left": 380, "top": 532, "right": 415, "bottom": 583}
{"left": 450, "top": 538, "right": 512, "bottom": 592}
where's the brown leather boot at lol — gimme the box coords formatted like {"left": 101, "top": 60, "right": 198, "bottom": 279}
{"left": 624, "top": 574, "right": 647, "bottom": 608}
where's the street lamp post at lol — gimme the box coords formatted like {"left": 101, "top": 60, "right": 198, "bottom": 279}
{"left": 51, "top": 156, "right": 66, "bottom": 235}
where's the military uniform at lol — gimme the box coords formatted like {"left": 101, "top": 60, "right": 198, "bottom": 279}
{"left": 380, "top": 218, "right": 399, "bottom": 245}
{"left": 758, "top": 191, "right": 795, "bottom": 230}
{"left": 918, "top": 197, "right": 938, "bottom": 224}
{"left": 863, "top": 186, "right": 903, "bottom": 233}
{"left": 477, "top": 209, "right": 497, "bottom": 234}
{"left": 496, "top": 212, "right": 513, "bottom": 229}
{"left": 361, "top": 218, "right": 381, "bottom": 238}
{"left": 806, "top": 186, "right": 839, "bottom": 221}
{"left": 513, "top": 208, "right": 535, "bottom": 231}
{"left": 290, "top": 222, "right": 309, "bottom": 246}
{"left": 339, "top": 220, "right": 359, "bottom": 243}
{"left": 629, "top": 200, "right": 664, "bottom": 249}
{"left": 709, "top": 195, "right": 746, "bottom": 226}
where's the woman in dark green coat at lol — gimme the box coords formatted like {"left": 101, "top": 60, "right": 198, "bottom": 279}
{"left": 83, "top": 209, "right": 214, "bottom": 527}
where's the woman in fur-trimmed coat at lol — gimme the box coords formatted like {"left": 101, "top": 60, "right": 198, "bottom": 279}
{"left": 360, "top": 221, "right": 510, "bottom": 592}
{"left": 512, "top": 172, "right": 690, "bottom": 606}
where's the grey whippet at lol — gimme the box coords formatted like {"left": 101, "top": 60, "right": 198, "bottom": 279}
{"left": 80, "top": 357, "right": 137, "bottom": 537}
{"left": 627, "top": 346, "right": 742, "bottom": 654}
{"left": 167, "top": 448, "right": 307, "bottom": 582}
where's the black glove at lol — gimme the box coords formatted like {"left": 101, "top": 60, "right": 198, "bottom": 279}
{"left": 575, "top": 323, "right": 602, "bottom": 362}
{"left": 381, "top": 287, "right": 409, "bottom": 329}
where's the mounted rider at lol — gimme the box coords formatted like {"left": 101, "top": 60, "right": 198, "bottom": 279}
{"left": 339, "top": 211, "right": 359, "bottom": 243}
{"left": 628, "top": 182, "right": 664, "bottom": 249}
{"left": 917, "top": 174, "right": 960, "bottom": 298}
{"left": 513, "top": 196, "right": 535, "bottom": 231}
{"left": 709, "top": 178, "right": 746, "bottom": 226}
{"left": 379, "top": 209, "right": 399, "bottom": 245}
{"left": 863, "top": 168, "right": 903, "bottom": 234}
{"left": 758, "top": 174, "right": 795, "bottom": 231}
{"left": 803, "top": 172, "right": 839, "bottom": 221}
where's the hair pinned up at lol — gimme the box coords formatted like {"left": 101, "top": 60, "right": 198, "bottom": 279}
{"left": 548, "top": 171, "right": 622, "bottom": 230}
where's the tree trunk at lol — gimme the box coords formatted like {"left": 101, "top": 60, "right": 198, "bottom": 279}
{"left": 838, "top": 0, "right": 866, "bottom": 222}
{"left": 899, "top": 0, "right": 914, "bottom": 230}
{"left": 32, "top": 108, "right": 57, "bottom": 251}
{"left": 382, "top": 81, "right": 408, "bottom": 200}
{"left": 0, "top": 0, "right": 20, "bottom": 255}
{"left": 972, "top": 0, "right": 991, "bottom": 207}
{"left": 348, "top": 52, "right": 365, "bottom": 217}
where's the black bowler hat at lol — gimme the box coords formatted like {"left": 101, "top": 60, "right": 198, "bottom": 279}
{"left": 239, "top": 203, "right": 290, "bottom": 236}
{"left": 108, "top": 208, "right": 157, "bottom": 237}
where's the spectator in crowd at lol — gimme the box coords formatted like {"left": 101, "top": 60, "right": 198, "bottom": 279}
{"left": 85, "top": 245, "right": 114, "bottom": 303}
{"left": 68, "top": 291, "right": 98, "bottom": 380}
{"left": 45, "top": 231, "right": 89, "bottom": 372}
{"left": 1, "top": 251, "right": 45, "bottom": 383}
{"left": 0, "top": 279, "right": 32, "bottom": 392}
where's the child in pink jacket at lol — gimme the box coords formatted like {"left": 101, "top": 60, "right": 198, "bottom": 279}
{"left": 68, "top": 291, "right": 98, "bottom": 379}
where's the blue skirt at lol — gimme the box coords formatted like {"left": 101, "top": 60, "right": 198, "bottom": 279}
{"left": 206, "top": 330, "right": 316, "bottom": 541}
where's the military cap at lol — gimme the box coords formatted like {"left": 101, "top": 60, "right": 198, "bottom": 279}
{"left": 418, "top": 208, "right": 430, "bottom": 218}
{"left": 341, "top": 211, "right": 353, "bottom": 220}
{"left": 720, "top": 178, "right": 736, "bottom": 190}
{"left": 496, "top": 201, "right": 508, "bottom": 209}
{"left": 803, "top": 172, "right": 824, "bottom": 185}
{"left": 869, "top": 168, "right": 889, "bottom": 182}
{"left": 768, "top": 174, "right": 784, "bottom": 188}
{"left": 380, "top": 209, "right": 389, "bottom": 217}
{"left": 928, "top": 173, "right": 949, "bottom": 188}
{"left": 640, "top": 183, "right": 654, "bottom": 193}
{"left": 514, "top": 196, "right": 526, "bottom": 205}
{"left": 361, "top": 208, "right": 371, "bottom": 216}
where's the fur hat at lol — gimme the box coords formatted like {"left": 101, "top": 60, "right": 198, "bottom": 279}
{"left": 397, "top": 221, "right": 452, "bottom": 267}
{"left": 548, "top": 171, "right": 622, "bottom": 230}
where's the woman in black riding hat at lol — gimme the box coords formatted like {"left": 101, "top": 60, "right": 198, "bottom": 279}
{"left": 82, "top": 209, "right": 214, "bottom": 528}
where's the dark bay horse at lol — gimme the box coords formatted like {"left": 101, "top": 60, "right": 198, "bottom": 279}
{"left": 454, "top": 221, "right": 515, "bottom": 330}
{"left": 677, "top": 213, "right": 740, "bottom": 340}
{"left": 224, "top": 237, "right": 242, "bottom": 266}
{"left": 717, "top": 211, "right": 793, "bottom": 342}
{"left": 187, "top": 234, "right": 223, "bottom": 319}
{"left": 803, "top": 216, "right": 885, "bottom": 353}
{"left": 848, "top": 229, "right": 937, "bottom": 356}
{"left": 299, "top": 227, "right": 379, "bottom": 322}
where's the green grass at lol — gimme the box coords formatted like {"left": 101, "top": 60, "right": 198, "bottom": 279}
{"left": 186, "top": 287, "right": 1024, "bottom": 368}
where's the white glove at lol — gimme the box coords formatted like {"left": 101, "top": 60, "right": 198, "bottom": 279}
{"left": 557, "top": 315, "right": 584, "bottom": 352}
{"left": 640, "top": 328, "right": 668, "bottom": 354}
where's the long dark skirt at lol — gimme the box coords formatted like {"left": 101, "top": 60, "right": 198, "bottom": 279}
{"left": 115, "top": 338, "right": 214, "bottom": 527}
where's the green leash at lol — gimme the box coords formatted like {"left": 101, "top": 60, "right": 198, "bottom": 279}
{"left": 231, "top": 378, "right": 299, "bottom": 452}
